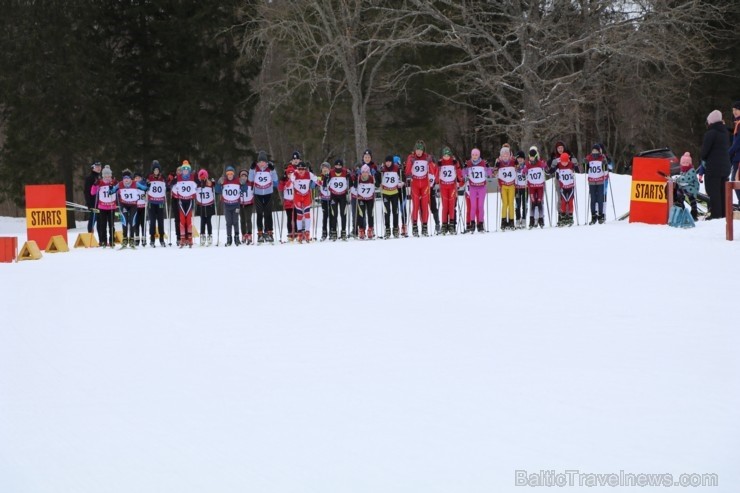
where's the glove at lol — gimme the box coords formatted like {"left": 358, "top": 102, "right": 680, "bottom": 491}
{"left": 250, "top": 162, "right": 256, "bottom": 170}
{"left": 218, "top": 177, "right": 224, "bottom": 185}
{"left": 405, "top": 178, "right": 412, "bottom": 187}
{"left": 268, "top": 162, "right": 275, "bottom": 170}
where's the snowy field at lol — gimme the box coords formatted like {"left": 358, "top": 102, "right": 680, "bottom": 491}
{"left": 1, "top": 173, "right": 739, "bottom": 493}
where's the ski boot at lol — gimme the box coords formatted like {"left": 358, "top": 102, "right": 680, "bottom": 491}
{"left": 466, "top": 223, "right": 475, "bottom": 234}
{"left": 367, "top": 227, "right": 374, "bottom": 239}
{"left": 225, "top": 236, "right": 232, "bottom": 247}
{"left": 448, "top": 222, "right": 457, "bottom": 235}
{"left": 529, "top": 217, "right": 536, "bottom": 230}
{"left": 401, "top": 224, "right": 408, "bottom": 237}
{"left": 330, "top": 231, "right": 338, "bottom": 241}
{"left": 422, "top": 224, "right": 429, "bottom": 237}
{"left": 589, "top": 214, "right": 598, "bottom": 225}
{"left": 257, "top": 231, "right": 265, "bottom": 244}
{"left": 412, "top": 225, "right": 419, "bottom": 237}
{"left": 538, "top": 217, "right": 545, "bottom": 229}
{"left": 288, "top": 233, "right": 294, "bottom": 243}
{"left": 359, "top": 229, "right": 366, "bottom": 240}
{"left": 435, "top": 223, "right": 441, "bottom": 235}
{"left": 303, "top": 231, "right": 311, "bottom": 243}
{"left": 598, "top": 214, "right": 605, "bottom": 224}
{"left": 321, "top": 231, "right": 328, "bottom": 241}
{"left": 440, "top": 223, "right": 447, "bottom": 235}
{"left": 340, "top": 231, "right": 347, "bottom": 241}
{"left": 234, "top": 235, "right": 241, "bottom": 246}
{"left": 245, "top": 234, "right": 253, "bottom": 245}
{"left": 384, "top": 228, "right": 391, "bottom": 239}
{"left": 159, "top": 239, "right": 166, "bottom": 247}
{"left": 266, "top": 231, "right": 275, "bottom": 243}
{"left": 478, "top": 222, "right": 485, "bottom": 233}
{"left": 297, "top": 231, "right": 304, "bottom": 244}
{"left": 119, "top": 238, "right": 129, "bottom": 249}
{"left": 557, "top": 213, "right": 564, "bottom": 227}
{"left": 392, "top": 227, "right": 399, "bottom": 238}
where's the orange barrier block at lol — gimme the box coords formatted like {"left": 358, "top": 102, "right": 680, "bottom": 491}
{"left": 0, "top": 236, "right": 18, "bottom": 263}
{"left": 629, "top": 157, "right": 670, "bottom": 225}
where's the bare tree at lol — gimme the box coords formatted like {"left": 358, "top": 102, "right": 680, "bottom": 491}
{"left": 238, "top": 0, "right": 426, "bottom": 163}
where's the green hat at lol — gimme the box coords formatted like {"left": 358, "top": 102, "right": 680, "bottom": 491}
{"left": 415, "top": 140, "right": 425, "bottom": 151}
{"left": 442, "top": 146, "right": 452, "bottom": 156}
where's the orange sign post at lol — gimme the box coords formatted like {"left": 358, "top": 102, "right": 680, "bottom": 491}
{"left": 25, "top": 184, "right": 67, "bottom": 248}
{"left": 629, "top": 157, "right": 670, "bottom": 225}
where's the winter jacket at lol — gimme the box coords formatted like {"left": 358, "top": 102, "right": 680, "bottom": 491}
{"left": 676, "top": 168, "right": 700, "bottom": 197}
{"left": 84, "top": 171, "right": 99, "bottom": 207}
{"left": 700, "top": 122, "right": 731, "bottom": 178}
{"left": 729, "top": 117, "right": 740, "bottom": 166}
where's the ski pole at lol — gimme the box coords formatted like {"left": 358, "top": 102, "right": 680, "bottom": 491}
{"left": 608, "top": 174, "right": 617, "bottom": 221}
{"left": 544, "top": 181, "right": 552, "bottom": 227}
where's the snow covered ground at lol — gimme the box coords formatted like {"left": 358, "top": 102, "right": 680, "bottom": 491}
{"left": 1, "top": 173, "right": 739, "bottom": 493}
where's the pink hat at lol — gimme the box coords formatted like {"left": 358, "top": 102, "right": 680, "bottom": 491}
{"left": 707, "top": 110, "right": 722, "bottom": 125}
{"left": 361, "top": 164, "right": 370, "bottom": 174}
{"left": 198, "top": 169, "right": 208, "bottom": 180}
{"left": 559, "top": 153, "right": 570, "bottom": 164}
{"left": 680, "top": 152, "right": 693, "bottom": 171}
{"left": 471, "top": 148, "right": 480, "bottom": 158}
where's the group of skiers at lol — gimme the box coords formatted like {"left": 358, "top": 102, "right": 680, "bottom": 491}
{"left": 82, "top": 141, "right": 617, "bottom": 249}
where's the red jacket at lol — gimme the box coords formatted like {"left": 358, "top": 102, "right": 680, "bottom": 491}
{"left": 405, "top": 152, "right": 434, "bottom": 182}
{"left": 437, "top": 157, "right": 463, "bottom": 187}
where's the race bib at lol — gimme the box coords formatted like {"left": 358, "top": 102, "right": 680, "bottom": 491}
{"left": 382, "top": 172, "right": 399, "bottom": 189}
{"left": 221, "top": 184, "right": 239, "bottom": 203}
{"left": 254, "top": 170, "right": 273, "bottom": 189}
{"left": 411, "top": 160, "right": 428, "bottom": 178}
{"left": 293, "top": 178, "right": 311, "bottom": 195}
{"left": 358, "top": 183, "right": 375, "bottom": 199}
{"left": 468, "top": 167, "right": 486, "bottom": 185}
{"left": 439, "top": 165, "right": 456, "bottom": 184}
{"left": 240, "top": 186, "right": 253, "bottom": 204}
{"left": 283, "top": 184, "right": 294, "bottom": 201}
{"left": 147, "top": 181, "right": 166, "bottom": 200}
{"left": 527, "top": 168, "right": 545, "bottom": 186}
{"left": 498, "top": 166, "right": 515, "bottom": 185}
{"left": 98, "top": 185, "right": 115, "bottom": 204}
{"left": 176, "top": 181, "right": 197, "bottom": 199}
{"left": 588, "top": 161, "right": 605, "bottom": 180}
{"left": 329, "top": 176, "right": 348, "bottom": 194}
{"left": 515, "top": 170, "right": 527, "bottom": 187}
{"left": 136, "top": 189, "right": 146, "bottom": 207}
{"left": 558, "top": 169, "right": 575, "bottom": 188}
{"left": 119, "top": 188, "right": 138, "bottom": 204}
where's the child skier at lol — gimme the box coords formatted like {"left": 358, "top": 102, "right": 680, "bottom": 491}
{"left": 90, "top": 165, "right": 118, "bottom": 247}
{"left": 464, "top": 148, "right": 492, "bottom": 233}
{"left": 584, "top": 144, "right": 608, "bottom": 224}
{"left": 171, "top": 161, "right": 198, "bottom": 247}
{"left": 555, "top": 153, "right": 576, "bottom": 226}
{"left": 290, "top": 160, "right": 318, "bottom": 242}
{"left": 526, "top": 149, "right": 547, "bottom": 229}
{"left": 514, "top": 151, "right": 528, "bottom": 229}
{"left": 405, "top": 140, "right": 434, "bottom": 237}
{"left": 216, "top": 165, "right": 242, "bottom": 246}
{"left": 318, "top": 162, "right": 331, "bottom": 240}
{"left": 109, "top": 169, "right": 147, "bottom": 248}
{"left": 328, "top": 159, "right": 351, "bottom": 241}
{"left": 676, "top": 152, "right": 700, "bottom": 221}
{"left": 196, "top": 168, "right": 216, "bottom": 246}
{"left": 380, "top": 155, "right": 403, "bottom": 238}
{"left": 133, "top": 171, "right": 147, "bottom": 246}
{"left": 249, "top": 151, "right": 280, "bottom": 243}
{"left": 356, "top": 164, "right": 376, "bottom": 239}
{"left": 239, "top": 168, "right": 255, "bottom": 244}
{"left": 278, "top": 164, "right": 296, "bottom": 242}
{"left": 394, "top": 155, "right": 409, "bottom": 237}
{"left": 146, "top": 160, "right": 167, "bottom": 247}
{"left": 437, "top": 147, "right": 463, "bottom": 235}
{"left": 495, "top": 144, "right": 517, "bottom": 230}
{"left": 167, "top": 166, "right": 182, "bottom": 246}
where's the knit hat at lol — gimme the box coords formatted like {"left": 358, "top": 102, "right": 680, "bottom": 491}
{"left": 471, "top": 148, "right": 481, "bottom": 158}
{"left": 101, "top": 165, "right": 112, "bottom": 178}
{"left": 363, "top": 149, "right": 372, "bottom": 157}
{"left": 680, "top": 152, "right": 693, "bottom": 171}
{"left": 592, "top": 143, "right": 602, "bottom": 153}
{"left": 733, "top": 101, "right": 740, "bottom": 111}
{"left": 257, "top": 150, "right": 268, "bottom": 162}
{"left": 393, "top": 155, "right": 401, "bottom": 165}
{"left": 182, "top": 160, "right": 190, "bottom": 167}
{"left": 286, "top": 164, "right": 295, "bottom": 173}
{"left": 181, "top": 161, "right": 192, "bottom": 172}
{"left": 296, "top": 161, "right": 306, "bottom": 169}
{"left": 151, "top": 160, "right": 161, "bottom": 172}
{"left": 515, "top": 150, "right": 526, "bottom": 160}
{"left": 528, "top": 146, "right": 538, "bottom": 158}
{"left": 415, "top": 140, "right": 425, "bottom": 151}
{"left": 385, "top": 155, "right": 393, "bottom": 163}
{"left": 361, "top": 164, "right": 370, "bottom": 174}
{"left": 198, "top": 169, "right": 209, "bottom": 180}
{"left": 441, "top": 146, "right": 452, "bottom": 156}
{"left": 134, "top": 171, "right": 143, "bottom": 179}
{"left": 320, "top": 161, "right": 330, "bottom": 170}
{"left": 707, "top": 110, "right": 722, "bottom": 125}
{"left": 91, "top": 161, "right": 101, "bottom": 169}
{"left": 122, "top": 168, "right": 132, "bottom": 179}
{"left": 560, "top": 153, "right": 570, "bottom": 164}
{"left": 291, "top": 151, "right": 301, "bottom": 160}
{"left": 500, "top": 145, "right": 511, "bottom": 157}
{"left": 225, "top": 165, "right": 235, "bottom": 173}
{"left": 334, "top": 159, "right": 344, "bottom": 167}
{"left": 239, "top": 169, "right": 248, "bottom": 177}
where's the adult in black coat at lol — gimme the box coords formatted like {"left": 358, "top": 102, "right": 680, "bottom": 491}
{"left": 83, "top": 161, "right": 101, "bottom": 232}
{"left": 701, "top": 110, "right": 731, "bottom": 219}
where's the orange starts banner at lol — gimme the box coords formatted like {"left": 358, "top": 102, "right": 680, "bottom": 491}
{"left": 629, "top": 157, "right": 669, "bottom": 225}
{"left": 25, "top": 184, "right": 67, "bottom": 247}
